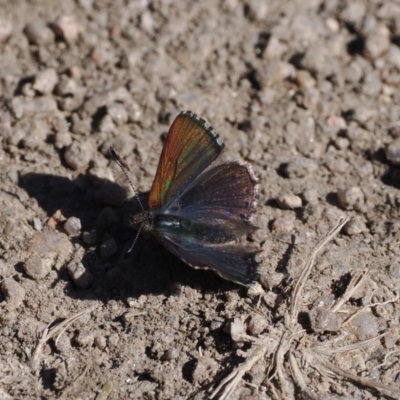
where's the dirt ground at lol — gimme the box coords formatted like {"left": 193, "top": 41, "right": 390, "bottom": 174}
{"left": 1, "top": 0, "right": 400, "bottom": 399}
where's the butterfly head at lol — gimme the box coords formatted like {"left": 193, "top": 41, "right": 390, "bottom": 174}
{"left": 131, "top": 211, "right": 153, "bottom": 231}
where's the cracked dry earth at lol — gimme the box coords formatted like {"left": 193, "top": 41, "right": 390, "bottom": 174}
{"left": 1, "top": 0, "right": 400, "bottom": 399}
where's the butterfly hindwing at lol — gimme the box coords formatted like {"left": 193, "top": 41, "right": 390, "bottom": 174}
{"left": 149, "top": 111, "right": 224, "bottom": 211}
{"left": 157, "top": 234, "right": 259, "bottom": 286}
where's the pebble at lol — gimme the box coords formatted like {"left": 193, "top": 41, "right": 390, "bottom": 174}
{"left": 339, "top": 1, "right": 366, "bottom": 25}
{"left": 33, "top": 68, "right": 59, "bottom": 94}
{"left": 386, "top": 138, "right": 400, "bottom": 166}
{"left": 1, "top": 278, "right": 25, "bottom": 309}
{"left": 11, "top": 96, "right": 58, "bottom": 119}
{"left": 67, "top": 261, "right": 93, "bottom": 289}
{"left": 344, "top": 217, "right": 367, "bottom": 236}
{"left": 54, "top": 131, "right": 72, "bottom": 149}
{"left": 348, "top": 311, "right": 378, "bottom": 340}
{"left": 309, "top": 307, "right": 343, "bottom": 333}
{"left": 272, "top": 215, "right": 295, "bottom": 233}
{"left": 82, "top": 230, "right": 97, "bottom": 245}
{"left": 55, "top": 334, "right": 71, "bottom": 354}
{"left": 262, "top": 61, "right": 295, "bottom": 86}
{"left": 55, "top": 77, "right": 79, "bottom": 96}
{"left": 276, "top": 193, "right": 302, "bottom": 210}
{"left": 387, "top": 262, "right": 400, "bottom": 279}
{"left": 24, "top": 20, "right": 54, "bottom": 44}
{"left": 301, "top": 189, "right": 319, "bottom": 206}
{"left": 107, "top": 332, "right": 119, "bottom": 347}
{"left": 97, "top": 207, "right": 120, "bottom": 228}
{"left": 98, "top": 114, "right": 115, "bottom": 134}
{"left": 301, "top": 41, "right": 335, "bottom": 77}
{"left": 161, "top": 348, "right": 180, "bottom": 361}
{"left": 224, "top": 317, "right": 246, "bottom": 342}
{"left": 383, "top": 326, "right": 400, "bottom": 349}
{"left": 33, "top": 217, "right": 42, "bottom": 231}
{"left": 53, "top": 15, "right": 83, "bottom": 44}
{"left": 263, "top": 291, "right": 280, "bottom": 307}
{"left": 75, "top": 330, "right": 94, "bottom": 347}
{"left": 108, "top": 102, "right": 128, "bottom": 126}
{"left": 295, "top": 70, "right": 316, "bottom": 89}
{"left": 362, "top": 71, "right": 382, "bottom": 97}
{"left": 100, "top": 238, "right": 118, "bottom": 259}
{"left": 192, "top": 357, "right": 219, "bottom": 384}
{"left": 284, "top": 157, "right": 318, "bottom": 178}
{"left": 0, "top": 16, "right": 12, "bottom": 42}
{"left": 337, "top": 186, "right": 364, "bottom": 210}
{"left": 246, "top": 314, "right": 268, "bottom": 335}
{"left": 387, "top": 45, "right": 400, "bottom": 70}
{"left": 64, "top": 141, "right": 92, "bottom": 170}
{"left": 344, "top": 60, "right": 364, "bottom": 83}
{"left": 63, "top": 217, "right": 82, "bottom": 237}
{"left": 24, "top": 254, "right": 50, "bottom": 280}
{"left": 94, "top": 335, "right": 107, "bottom": 350}
{"left": 363, "top": 25, "right": 390, "bottom": 60}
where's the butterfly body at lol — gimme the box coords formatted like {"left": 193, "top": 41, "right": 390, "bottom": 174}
{"left": 124, "top": 111, "right": 260, "bottom": 286}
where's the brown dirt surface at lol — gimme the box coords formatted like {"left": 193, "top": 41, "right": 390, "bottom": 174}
{"left": 1, "top": 0, "right": 400, "bottom": 399}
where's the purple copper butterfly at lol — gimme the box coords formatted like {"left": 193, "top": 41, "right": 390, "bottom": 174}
{"left": 111, "top": 111, "right": 259, "bottom": 286}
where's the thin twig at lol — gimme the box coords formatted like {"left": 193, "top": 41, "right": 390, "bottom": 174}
{"left": 290, "top": 216, "right": 349, "bottom": 320}
{"left": 30, "top": 306, "right": 96, "bottom": 370}
{"left": 289, "top": 352, "right": 319, "bottom": 400}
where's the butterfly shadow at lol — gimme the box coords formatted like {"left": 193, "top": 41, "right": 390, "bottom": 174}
{"left": 18, "top": 172, "right": 236, "bottom": 303}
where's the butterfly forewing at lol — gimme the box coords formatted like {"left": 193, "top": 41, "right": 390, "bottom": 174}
{"left": 148, "top": 111, "right": 224, "bottom": 210}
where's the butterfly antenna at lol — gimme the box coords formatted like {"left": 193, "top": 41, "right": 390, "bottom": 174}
{"left": 109, "top": 146, "right": 145, "bottom": 212}
{"left": 127, "top": 223, "right": 143, "bottom": 254}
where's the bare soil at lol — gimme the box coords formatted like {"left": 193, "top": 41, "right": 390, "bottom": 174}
{"left": 1, "top": 0, "right": 400, "bottom": 399}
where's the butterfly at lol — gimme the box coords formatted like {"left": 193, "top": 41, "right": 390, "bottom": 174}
{"left": 110, "top": 111, "right": 260, "bottom": 286}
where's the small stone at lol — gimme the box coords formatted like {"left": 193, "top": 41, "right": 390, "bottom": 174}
{"left": 108, "top": 103, "right": 128, "bottom": 126}
{"left": 337, "top": 187, "right": 364, "bottom": 210}
{"left": 33, "top": 68, "right": 59, "bottom": 94}
{"left": 362, "top": 71, "right": 382, "bottom": 97}
{"left": 263, "top": 61, "right": 295, "bottom": 85}
{"left": 309, "top": 307, "right": 343, "bottom": 333}
{"left": 387, "top": 45, "right": 400, "bottom": 70}
{"left": 53, "top": 15, "right": 83, "bottom": 44}
{"left": 284, "top": 157, "right": 318, "bottom": 178}
{"left": 64, "top": 141, "right": 92, "bottom": 170}
{"left": 246, "top": 314, "right": 268, "bottom": 335}
{"left": 296, "top": 70, "right": 316, "bottom": 89}
{"left": 263, "top": 291, "right": 280, "bottom": 308}
{"left": 344, "top": 60, "right": 364, "bottom": 83}
{"left": 63, "top": 217, "right": 82, "bottom": 237}
{"left": 272, "top": 215, "right": 295, "bottom": 233}
{"left": 94, "top": 335, "right": 107, "bottom": 350}
{"left": 383, "top": 326, "right": 400, "bottom": 349}
{"left": 344, "top": 217, "right": 367, "bottom": 236}
{"left": 224, "top": 318, "right": 246, "bottom": 342}
{"left": 161, "top": 348, "right": 180, "bottom": 361}
{"left": 24, "top": 254, "right": 50, "bottom": 280}
{"left": 340, "top": 1, "right": 366, "bottom": 24}
{"left": 55, "top": 334, "right": 71, "bottom": 353}
{"left": 98, "top": 114, "right": 115, "bottom": 133}
{"left": 33, "top": 217, "right": 42, "bottom": 231}
{"left": 301, "top": 189, "right": 319, "bottom": 206}
{"left": 210, "top": 319, "right": 224, "bottom": 331}
{"left": 97, "top": 207, "right": 119, "bottom": 228}
{"left": 192, "top": 357, "right": 219, "bottom": 384}
{"left": 348, "top": 310, "right": 378, "bottom": 340}
{"left": 387, "top": 263, "right": 400, "bottom": 279}
{"left": 0, "top": 17, "right": 12, "bottom": 42}
{"left": 54, "top": 131, "right": 72, "bottom": 149}
{"left": 82, "top": 230, "right": 97, "bottom": 245}
{"left": 67, "top": 261, "right": 93, "bottom": 289}
{"left": 107, "top": 333, "right": 119, "bottom": 347}
{"left": 100, "top": 238, "right": 118, "bottom": 259}
{"left": 363, "top": 25, "right": 390, "bottom": 60}
{"left": 276, "top": 193, "right": 302, "bottom": 210}
{"left": 11, "top": 96, "right": 58, "bottom": 119}
{"left": 75, "top": 330, "right": 94, "bottom": 347}
{"left": 24, "top": 20, "right": 54, "bottom": 44}
{"left": 301, "top": 41, "right": 335, "bottom": 77}
{"left": 1, "top": 278, "right": 25, "bottom": 309}
{"left": 386, "top": 138, "right": 400, "bottom": 166}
